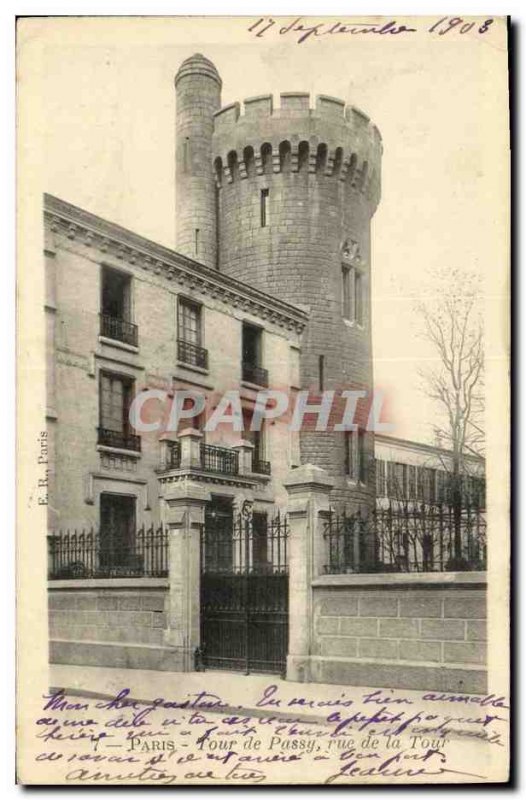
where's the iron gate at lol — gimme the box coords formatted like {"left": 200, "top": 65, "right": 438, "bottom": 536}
{"left": 200, "top": 503, "right": 289, "bottom": 675}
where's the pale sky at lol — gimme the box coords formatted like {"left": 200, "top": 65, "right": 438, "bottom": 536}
{"left": 31, "top": 16, "right": 508, "bottom": 444}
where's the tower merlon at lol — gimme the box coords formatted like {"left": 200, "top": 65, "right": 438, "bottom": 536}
{"left": 316, "top": 95, "right": 346, "bottom": 118}
{"left": 244, "top": 95, "right": 273, "bottom": 117}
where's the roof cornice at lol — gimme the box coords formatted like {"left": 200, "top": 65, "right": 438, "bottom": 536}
{"left": 44, "top": 194, "right": 308, "bottom": 334}
{"left": 374, "top": 433, "right": 485, "bottom": 465}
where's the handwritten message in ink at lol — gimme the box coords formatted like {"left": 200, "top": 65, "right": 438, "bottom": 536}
{"left": 247, "top": 17, "right": 496, "bottom": 45}
{"left": 30, "top": 683, "right": 509, "bottom": 785}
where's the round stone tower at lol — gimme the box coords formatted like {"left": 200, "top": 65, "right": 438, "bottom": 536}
{"left": 174, "top": 53, "right": 222, "bottom": 268}
{"left": 175, "top": 56, "right": 382, "bottom": 511}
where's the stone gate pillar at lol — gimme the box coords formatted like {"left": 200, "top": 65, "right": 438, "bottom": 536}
{"left": 283, "top": 464, "right": 334, "bottom": 682}
{"left": 160, "top": 478, "right": 211, "bottom": 671}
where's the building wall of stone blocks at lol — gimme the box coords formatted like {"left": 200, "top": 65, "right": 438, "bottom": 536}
{"left": 44, "top": 205, "right": 305, "bottom": 530}
{"left": 48, "top": 584, "right": 185, "bottom": 670}
{"left": 212, "top": 128, "right": 378, "bottom": 513}
{"left": 309, "top": 576, "right": 487, "bottom": 693}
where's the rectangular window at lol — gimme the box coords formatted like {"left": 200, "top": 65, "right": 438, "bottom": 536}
{"left": 242, "top": 407, "right": 269, "bottom": 474}
{"left": 345, "top": 430, "right": 366, "bottom": 483}
{"left": 375, "top": 459, "right": 386, "bottom": 496}
{"left": 342, "top": 265, "right": 364, "bottom": 326}
{"left": 416, "top": 467, "right": 425, "bottom": 501}
{"left": 242, "top": 323, "right": 268, "bottom": 386}
{"left": 436, "top": 470, "right": 446, "bottom": 503}
{"left": 178, "top": 297, "right": 202, "bottom": 346}
{"left": 394, "top": 462, "right": 405, "bottom": 497}
{"left": 100, "top": 267, "right": 137, "bottom": 346}
{"left": 318, "top": 355, "right": 324, "bottom": 391}
{"left": 99, "top": 372, "right": 139, "bottom": 450}
{"left": 386, "top": 462, "right": 396, "bottom": 497}
{"left": 407, "top": 465, "right": 417, "bottom": 499}
{"left": 177, "top": 298, "right": 208, "bottom": 369}
{"left": 260, "top": 188, "right": 269, "bottom": 227}
{"left": 100, "top": 493, "right": 136, "bottom": 570}
{"left": 342, "top": 266, "right": 351, "bottom": 319}
{"left": 422, "top": 468, "right": 436, "bottom": 503}
{"left": 101, "top": 267, "right": 131, "bottom": 321}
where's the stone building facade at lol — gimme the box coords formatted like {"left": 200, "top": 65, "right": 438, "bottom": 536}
{"left": 44, "top": 193, "right": 307, "bottom": 532}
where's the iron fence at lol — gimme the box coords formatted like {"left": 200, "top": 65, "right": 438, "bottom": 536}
{"left": 48, "top": 525, "right": 168, "bottom": 579}
{"left": 324, "top": 502, "right": 487, "bottom": 574}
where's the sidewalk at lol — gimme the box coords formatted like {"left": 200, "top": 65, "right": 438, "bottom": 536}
{"left": 49, "top": 663, "right": 506, "bottom": 731}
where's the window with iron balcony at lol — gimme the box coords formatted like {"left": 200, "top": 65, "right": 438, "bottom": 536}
{"left": 100, "top": 266, "right": 138, "bottom": 347}
{"left": 98, "top": 372, "right": 141, "bottom": 452}
{"left": 243, "top": 407, "right": 271, "bottom": 475}
{"left": 242, "top": 322, "right": 268, "bottom": 387}
{"left": 177, "top": 297, "right": 208, "bottom": 369}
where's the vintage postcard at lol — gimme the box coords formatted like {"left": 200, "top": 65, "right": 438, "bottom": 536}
{"left": 17, "top": 15, "right": 510, "bottom": 785}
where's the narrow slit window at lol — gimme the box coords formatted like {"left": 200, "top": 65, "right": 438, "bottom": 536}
{"left": 342, "top": 264, "right": 365, "bottom": 326}
{"left": 260, "top": 188, "right": 269, "bottom": 227}
{"left": 318, "top": 355, "right": 324, "bottom": 391}
{"left": 342, "top": 265, "right": 351, "bottom": 319}
{"left": 355, "top": 270, "right": 363, "bottom": 325}
{"left": 195, "top": 228, "right": 200, "bottom": 257}
{"left": 345, "top": 430, "right": 366, "bottom": 483}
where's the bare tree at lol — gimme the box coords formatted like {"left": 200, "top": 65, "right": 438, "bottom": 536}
{"left": 417, "top": 273, "right": 485, "bottom": 565}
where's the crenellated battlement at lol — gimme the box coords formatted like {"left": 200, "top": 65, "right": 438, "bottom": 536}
{"left": 211, "top": 92, "right": 381, "bottom": 206}
{"left": 213, "top": 92, "right": 380, "bottom": 136}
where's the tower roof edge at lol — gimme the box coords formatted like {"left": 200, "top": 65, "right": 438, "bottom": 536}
{"left": 175, "top": 53, "right": 222, "bottom": 88}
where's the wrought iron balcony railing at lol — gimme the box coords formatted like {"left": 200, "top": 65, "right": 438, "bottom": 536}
{"left": 98, "top": 426, "right": 141, "bottom": 452}
{"left": 252, "top": 458, "right": 271, "bottom": 475}
{"left": 200, "top": 444, "right": 239, "bottom": 476}
{"left": 178, "top": 339, "right": 209, "bottom": 370}
{"left": 100, "top": 313, "right": 138, "bottom": 347}
{"left": 242, "top": 362, "right": 269, "bottom": 387}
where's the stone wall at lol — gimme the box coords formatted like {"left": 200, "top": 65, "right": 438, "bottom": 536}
{"left": 48, "top": 581, "right": 185, "bottom": 671}
{"left": 310, "top": 574, "right": 487, "bottom": 694}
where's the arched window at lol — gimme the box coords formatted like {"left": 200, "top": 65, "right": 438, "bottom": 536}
{"left": 316, "top": 143, "right": 328, "bottom": 172}
{"left": 332, "top": 147, "right": 343, "bottom": 178}
{"left": 243, "top": 146, "right": 255, "bottom": 178}
{"left": 227, "top": 150, "right": 239, "bottom": 182}
{"left": 347, "top": 153, "right": 358, "bottom": 184}
{"left": 261, "top": 143, "right": 273, "bottom": 175}
{"left": 298, "top": 141, "right": 309, "bottom": 172}
{"left": 279, "top": 141, "right": 292, "bottom": 173}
